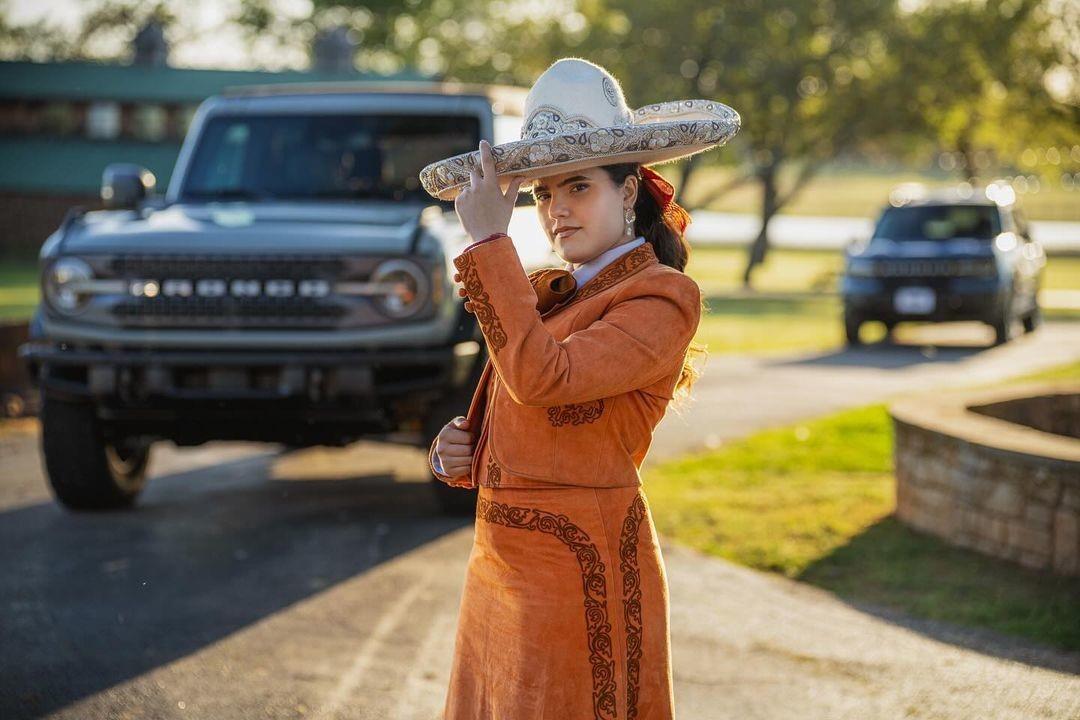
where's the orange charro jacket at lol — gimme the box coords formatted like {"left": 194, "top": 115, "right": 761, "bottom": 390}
{"left": 428, "top": 233, "right": 703, "bottom": 489}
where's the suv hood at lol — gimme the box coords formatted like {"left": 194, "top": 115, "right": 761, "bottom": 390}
{"left": 57, "top": 201, "right": 439, "bottom": 255}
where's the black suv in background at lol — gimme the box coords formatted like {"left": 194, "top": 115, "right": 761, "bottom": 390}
{"left": 840, "top": 185, "right": 1046, "bottom": 346}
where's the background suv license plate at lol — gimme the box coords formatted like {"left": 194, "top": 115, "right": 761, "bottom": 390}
{"left": 894, "top": 286, "right": 936, "bottom": 314}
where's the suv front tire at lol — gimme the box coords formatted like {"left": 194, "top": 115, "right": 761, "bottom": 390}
{"left": 1022, "top": 303, "right": 1042, "bottom": 334}
{"left": 40, "top": 395, "right": 152, "bottom": 510}
{"left": 843, "top": 308, "right": 863, "bottom": 346}
{"left": 990, "top": 291, "right": 1017, "bottom": 346}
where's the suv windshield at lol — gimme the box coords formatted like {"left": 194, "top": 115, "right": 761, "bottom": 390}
{"left": 182, "top": 113, "right": 480, "bottom": 202}
{"left": 874, "top": 204, "right": 1001, "bottom": 241}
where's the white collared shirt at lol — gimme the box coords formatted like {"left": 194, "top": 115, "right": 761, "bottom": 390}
{"left": 566, "top": 236, "right": 646, "bottom": 294}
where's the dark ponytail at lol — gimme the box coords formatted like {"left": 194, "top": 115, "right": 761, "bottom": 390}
{"left": 598, "top": 162, "right": 707, "bottom": 404}
{"left": 598, "top": 162, "right": 690, "bottom": 271}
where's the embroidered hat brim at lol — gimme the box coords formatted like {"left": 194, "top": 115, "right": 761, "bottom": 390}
{"left": 420, "top": 98, "right": 741, "bottom": 201}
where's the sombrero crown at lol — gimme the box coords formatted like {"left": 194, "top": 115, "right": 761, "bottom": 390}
{"left": 419, "top": 57, "right": 741, "bottom": 200}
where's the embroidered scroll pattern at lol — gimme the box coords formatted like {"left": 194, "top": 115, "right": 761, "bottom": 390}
{"left": 547, "top": 399, "right": 605, "bottom": 427}
{"left": 485, "top": 456, "right": 502, "bottom": 487}
{"left": 476, "top": 497, "right": 617, "bottom": 720}
{"left": 419, "top": 100, "right": 740, "bottom": 199}
{"left": 522, "top": 105, "right": 601, "bottom": 139}
{"left": 574, "top": 242, "right": 655, "bottom": 303}
{"left": 454, "top": 251, "right": 507, "bottom": 353}
{"left": 619, "top": 495, "right": 648, "bottom": 719}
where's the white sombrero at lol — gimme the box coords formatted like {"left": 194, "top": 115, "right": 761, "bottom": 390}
{"left": 419, "top": 57, "right": 741, "bottom": 201}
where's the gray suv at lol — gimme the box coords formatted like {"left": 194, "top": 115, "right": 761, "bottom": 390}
{"left": 840, "top": 186, "right": 1046, "bottom": 346}
{"left": 18, "top": 82, "right": 544, "bottom": 515}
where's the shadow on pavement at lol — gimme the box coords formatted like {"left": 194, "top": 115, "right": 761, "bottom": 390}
{"left": 0, "top": 450, "right": 470, "bottom": 719}
{"left": 767, "top": 337, "right": 992, "bottom": 370}
{"left": 798, "top": 516, "right": 1080, "bottom": 676}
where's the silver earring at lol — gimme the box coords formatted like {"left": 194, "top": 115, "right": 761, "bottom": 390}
{"left": 624, "top": 207, "right": 635, "bottom": 236}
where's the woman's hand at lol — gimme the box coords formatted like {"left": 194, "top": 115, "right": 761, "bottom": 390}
{"left": 434, "top": 415, "right": 474, "bottom": 479}
{"left": 454, "top": 139, "right": 524, "bottom": 242}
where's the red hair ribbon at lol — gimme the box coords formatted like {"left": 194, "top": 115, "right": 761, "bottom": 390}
{"left": 640, "top": 166, "right": 692, "bottom": 235}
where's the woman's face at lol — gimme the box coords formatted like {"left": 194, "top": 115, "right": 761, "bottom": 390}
{"left": 531, "top": 167, "right": 638, "bottom": 266}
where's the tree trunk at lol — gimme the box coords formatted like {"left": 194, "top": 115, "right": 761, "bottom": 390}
{"left": 956, "top": 134, "right": 978, "bottom": 183}
{"left": 742, "top": 167, "right": 777, "bottom": 289}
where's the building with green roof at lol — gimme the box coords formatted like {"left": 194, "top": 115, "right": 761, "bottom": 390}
{"left": 0, "top": 60, "right": 424, "bottom": 195}
{"left": 0, "top": 25, "right": 425, "bottom": 257}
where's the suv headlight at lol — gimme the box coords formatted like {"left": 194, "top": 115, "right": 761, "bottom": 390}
{"left": 44, "top": 257, "right": 94, "bottom": 314}
{"left": 847, "top": 258, "right": 877, "bottom": 278}
{"left": 370, "top": 259, "right": 430, "bottom": 318}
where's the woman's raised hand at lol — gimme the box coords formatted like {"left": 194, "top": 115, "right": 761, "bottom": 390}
{"left": 454, "top": 139, "right": 524, "bottom": 242}
{"left": 435, "top": 415, "right": 474, "bottom": 479}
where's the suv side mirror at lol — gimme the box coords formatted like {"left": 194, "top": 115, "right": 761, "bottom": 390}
{"left": 514, "top": 188, "right": 535, "bottom": 207}
{"left": 101, "top": 164, "right": 156, "bottom": 210}
{"left": 844, "top": 236, "right": 867, "bottom": 255}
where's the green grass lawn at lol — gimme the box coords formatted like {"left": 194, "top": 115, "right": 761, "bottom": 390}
{"left": 645, "top": 360, "right": 1080, "bottom": 651}
{"left": 694, "top": 295, "right": 850, "bottom": 355}
{"left": 1043, "top": 255, "right": 1080, "bottom": 293}
{"left": 685, "top": 248, "right": 1080, "bottom": 354}
{"left": 685, "top": 246, "right": 845, "bottom": 294}
{"left": 0, "top": 263, "right": 39, "bottom": 320}
{"left": 686, "top": 245, "right": 1080, "bottom": 294}
{"left": 3, "top": 250, "right": 1079, "bottom": 356}
{"left": 1005, "top": 359, "right": 1080, "bottom": 384}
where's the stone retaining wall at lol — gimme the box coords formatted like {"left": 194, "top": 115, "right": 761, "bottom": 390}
{"left": 890, "top": 383, "right": 1080, "bottom": 576}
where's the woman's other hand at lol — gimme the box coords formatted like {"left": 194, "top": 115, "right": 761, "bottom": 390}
{"left": 454, "top": 139, "right": 524, "bottom": 241}
{"left": 435, "top": 415, "right": 474, "bottom": 478}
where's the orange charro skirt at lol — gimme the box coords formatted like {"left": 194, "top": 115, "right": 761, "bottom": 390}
{"left": 443, "top": 483, "right": 675, "bottom": 720}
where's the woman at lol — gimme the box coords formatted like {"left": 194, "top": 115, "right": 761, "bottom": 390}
{"left": 420, "top": 58, "right": 740, "bottom": 720}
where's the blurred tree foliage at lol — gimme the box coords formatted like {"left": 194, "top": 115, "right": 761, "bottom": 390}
{"left": 0, "top": 0, "right": 177, "bottom": 62}
{"left": 890, "top": 0, "right": 1080, "bottom": 183}
{"left": 237, "top": 0, "right": 578, "bottom": 84}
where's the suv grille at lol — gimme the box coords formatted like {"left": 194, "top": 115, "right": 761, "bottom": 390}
{"left": 108, "top": 254, "right": 350, "bottom": 328}
{"left": 873, "top": 258, "right": 996, "bottom": 278}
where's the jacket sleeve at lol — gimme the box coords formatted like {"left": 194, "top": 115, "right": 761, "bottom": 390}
{"left": 452, "top": 233, "right": 702, "bottom": 407}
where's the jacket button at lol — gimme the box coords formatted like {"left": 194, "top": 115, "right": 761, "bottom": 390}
{"left": 463, "top": 301, "right": 474, "bottom": 312}
{"left": 453, "top": 272, "right": 461, "bottom": 282}
{"left": 457, "top": 288, "right": 467, "bottom": 298}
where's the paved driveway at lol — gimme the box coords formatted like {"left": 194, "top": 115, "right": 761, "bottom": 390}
{"left": 1, "top": 322, "right": 1078, "bottom": 719}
